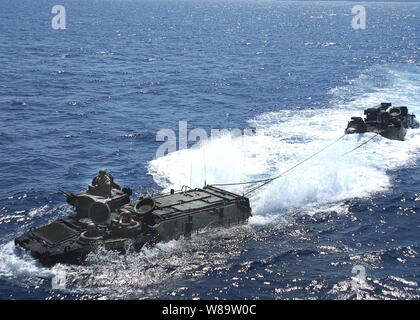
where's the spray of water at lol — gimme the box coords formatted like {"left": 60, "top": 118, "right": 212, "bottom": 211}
{"left": 149, "top": 65, "right": 420, "bottom": 217}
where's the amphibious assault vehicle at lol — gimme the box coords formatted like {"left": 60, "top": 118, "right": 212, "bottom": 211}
{"left": 345, "top": 102, "right": 419, "bottom": 141}
{"left": 15, "top": 186, "right": 252, "bottom": 265}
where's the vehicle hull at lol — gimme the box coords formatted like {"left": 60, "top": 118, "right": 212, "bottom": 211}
{"left": 15, "top": 186, "right": 252, "bottom": 265}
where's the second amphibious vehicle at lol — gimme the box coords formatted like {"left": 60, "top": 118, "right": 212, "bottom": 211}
{"left": 345, "top": 102, "right": 419, "bottom": 141}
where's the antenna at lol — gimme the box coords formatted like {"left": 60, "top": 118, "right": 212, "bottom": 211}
{"left": 189, "top": 160, "right": 193, "bottom": 188}
{"left": 203, "top": 146, "right": 207, "bottom": 187}
{"left": 242, "top": 134, "right": 245, "bottom": 195}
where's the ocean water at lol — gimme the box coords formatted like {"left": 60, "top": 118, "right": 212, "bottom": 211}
{"left": 0, "top": 0, "right": 419, "bottom": 299}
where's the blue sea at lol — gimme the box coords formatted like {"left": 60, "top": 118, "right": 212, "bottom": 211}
{"left": 0, "top": 0, "right": 419, "bottom": 299}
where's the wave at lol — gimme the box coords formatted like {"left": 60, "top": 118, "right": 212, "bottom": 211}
{"left": 0, "top": 242, "right": 51, "bottom": 280}
{"left": 149, "top": 64, "right": 420, "bottom": 216}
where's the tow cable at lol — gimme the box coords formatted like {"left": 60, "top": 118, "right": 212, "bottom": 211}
{"left": 209, "top": 133, "right": 379, "bottom": 196}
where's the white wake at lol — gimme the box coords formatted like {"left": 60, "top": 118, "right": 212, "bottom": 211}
{"left": 149, "top": 64, "right": 420, "bottom": 216}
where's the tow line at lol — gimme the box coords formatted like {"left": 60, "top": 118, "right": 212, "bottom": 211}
{"left": 209, "top": 133, "right": 379, "bottom": 196}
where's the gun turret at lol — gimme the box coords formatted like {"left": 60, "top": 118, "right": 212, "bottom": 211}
{"left": 60, "top": 188, "right": 131, "bottom": 221}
